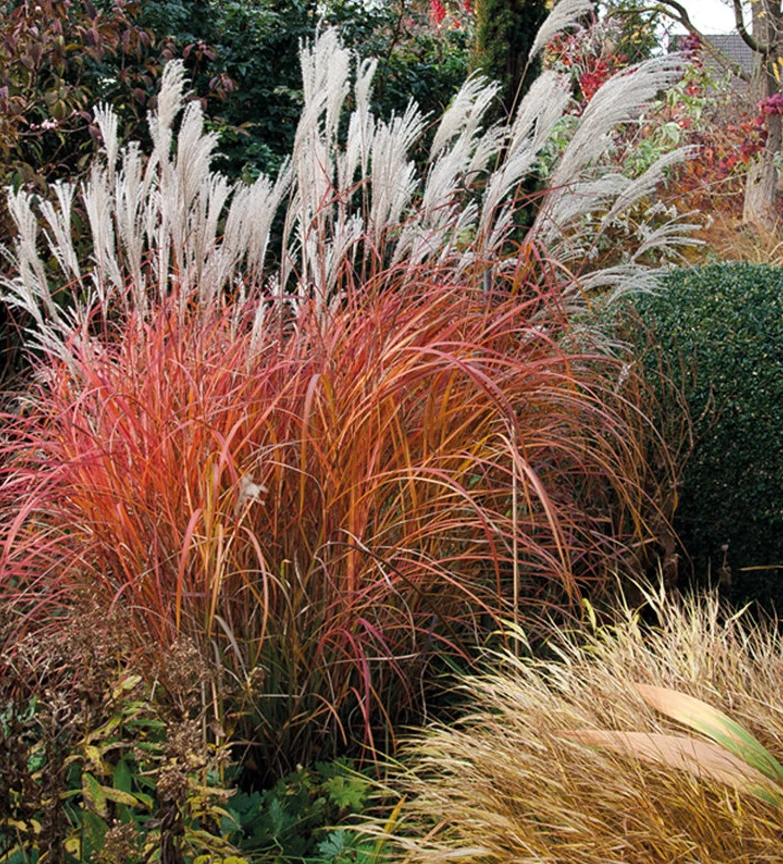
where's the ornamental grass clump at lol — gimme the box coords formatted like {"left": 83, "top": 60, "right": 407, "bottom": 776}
{"left": 383, "top": 586, "right": 783, "bottom": 863}
{"left": 0, "top": 0, "right": 690, "bottom": 777}
{"left": 0, "top": 269, "right": 670, "bottom": 779}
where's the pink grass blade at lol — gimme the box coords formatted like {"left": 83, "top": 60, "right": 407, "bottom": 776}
{"left": 563, "top": 729, "right": 783, "bottom": 807}
{"left": 633, "top": 683, "right": 783, "bottom": 787}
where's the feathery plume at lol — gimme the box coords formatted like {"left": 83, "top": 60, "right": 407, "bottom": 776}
{"left": 430, "top": 74, "right": 500, "bottom": 159}
{"left": 39, "top": 181, "right": 81, "bottom": 286}
{"left": 93, "top": 102, "right": 119, "bottom": 185}
{"left": 3, "top": 12, "right": 694, "bottom": 361}
{"left": 548, "top": 55, "right": 683, "bottom": 192}
{"left": 529, "top": 0, "right": 597, "bottom": 61}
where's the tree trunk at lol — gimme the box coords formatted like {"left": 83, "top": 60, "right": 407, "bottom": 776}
{"left": 743, "top": 0, "right": 783, "bottom": 229}
{"left": 471, "top": 0, "right": 547, "bottom": 117}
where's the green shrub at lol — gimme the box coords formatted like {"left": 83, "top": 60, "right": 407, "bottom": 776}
{"left": 630, "top": 263, "right": 783, "bottom": 606}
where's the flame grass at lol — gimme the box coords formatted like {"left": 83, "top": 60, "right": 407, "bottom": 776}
{"left": 0, "top": 9, "right": 687, "bottom": 778}
{"left": 0, "top": 267, "right": 669, "bottom": 777}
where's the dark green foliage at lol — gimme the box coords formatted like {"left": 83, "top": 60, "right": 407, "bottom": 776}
{"left": 631, "top": 263, "right": 783, "bottom": 607}
{"left": 133, "top": 0, "right": 219, "bottom": 45}
{"left": 205, "top": 0, "right": 470, "bottom": 181}
{"left": 228, "top": 759, "right": 378, "bottom": 862}
{"left": 361, "top": 17, "right": 471, "bottom": 129}
{"left": 201, "top": 0, "right": 318, "bottom": 181}
{"left": 471, "top": 0, "right": 547, "bottom": 116}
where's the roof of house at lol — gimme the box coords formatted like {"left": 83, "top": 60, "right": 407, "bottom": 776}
{"left": 669, "top": 31, "right": 755, "bottom": 84}
{"left": 703, "top": 33, "right": 755, "bottom": 76}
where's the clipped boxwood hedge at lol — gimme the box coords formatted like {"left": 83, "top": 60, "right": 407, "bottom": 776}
{"left": 630, "top": 263, "right": 783, "bottom": 608}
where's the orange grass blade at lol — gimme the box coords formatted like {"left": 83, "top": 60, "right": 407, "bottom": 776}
{"left": 0, "top": 269, "right": 675, "bottom": 781}
{"left": 634, "top": 683, "right": 783, "bottom": 787}
{"left": 563, "top": 729, "right": 783, "bottom": 806}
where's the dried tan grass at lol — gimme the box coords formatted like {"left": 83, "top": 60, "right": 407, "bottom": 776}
{"left": 380, "top": 585, "right": 783, "bottom": 863}
{"left": 694, "top": 211, "right": 783, "bottom": 266}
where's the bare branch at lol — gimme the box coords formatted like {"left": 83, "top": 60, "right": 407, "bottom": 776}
{"left": 608, "top": 2, "right": 751, "bottom": 83}
{"left": 654, "top": 0, "right": 774, "bottom": 56}
{"left": 731, "top": 0, "right": 774, "bottom": 56}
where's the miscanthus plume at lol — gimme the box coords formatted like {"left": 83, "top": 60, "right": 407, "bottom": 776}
{"left": 1, "top": 0, "right": 694, "bottom": 361}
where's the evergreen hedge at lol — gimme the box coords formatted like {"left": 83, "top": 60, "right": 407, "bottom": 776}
{"left": 631, "top": 263, "right": 783, "bottom": 607}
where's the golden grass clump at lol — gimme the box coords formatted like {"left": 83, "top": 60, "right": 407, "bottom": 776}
{"left": 383, "top": 586, "right": 783, "bottom": 863}
{"left": 693, "top": 211, "right": 783, "bottom": 266}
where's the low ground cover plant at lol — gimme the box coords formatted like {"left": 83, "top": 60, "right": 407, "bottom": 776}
{"left": 381, "top": 584, "right": 783, "bottom": 863}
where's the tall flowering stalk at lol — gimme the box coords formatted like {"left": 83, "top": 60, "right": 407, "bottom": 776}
{"left": 1, "top": 0, "right": 694, "bottom": 357}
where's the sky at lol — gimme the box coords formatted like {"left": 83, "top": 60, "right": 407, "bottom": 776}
{"left": 674, "top": 0, "right": 741, "bottom": 34}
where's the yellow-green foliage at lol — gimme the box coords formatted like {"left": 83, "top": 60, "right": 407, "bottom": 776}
{"left": 382, "top": 586, "right": 783, "bottom": 863}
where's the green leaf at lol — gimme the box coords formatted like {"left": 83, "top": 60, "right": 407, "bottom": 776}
{"left": 82, "top": 809, "right": 108, "bottom": 850}
{"left": 131, "top": 790, "right": 155, "bottom": 809}
{"left": 225, "top": 789, "right": 262, "bottom": 826}
{"left": 318, "top": 829, "right": 356, "bottom": 861}
{"left": 82, "top": 772, "right": 109, "bottom": 818}
{"left": 264, "top": 796, "right": 290, "bottom": 837}
{"left": 324, "top": 775, "right": 369, "bottom": 811}
{"left": 114, "top": 757, "right": 132, "bottom": 794}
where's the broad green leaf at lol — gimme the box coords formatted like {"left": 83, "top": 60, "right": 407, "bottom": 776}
{"left": 82, "top": 809, "right": 108, "bottom": 849}
{"left": 82, "top": 772, "right": 109, "bottom": 818}
{"left": 114, "top": 757, "right": 132, "bottom": 794}
{"left": 318, "top": 828, "right": 355, "bottom": 860}
{"left": 325, "top": 775, "right": 369, "bottom": 810}
{"left": 634, "top": 683, "right": 783, "bottom": 785}
{"left": 131, "top": 790, "right": 155, "bottom": 809}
